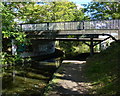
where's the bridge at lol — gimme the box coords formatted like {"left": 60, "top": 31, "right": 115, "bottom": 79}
{"left": 18, "top": 19, "right": 120, "bottom": 56}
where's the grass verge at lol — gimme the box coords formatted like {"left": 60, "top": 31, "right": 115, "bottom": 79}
{"left": 85, "top": 41, "right": 120, "bottom": 95}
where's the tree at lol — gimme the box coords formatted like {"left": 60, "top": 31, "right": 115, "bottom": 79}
{"left": 1, "top": 2, "right": 30, "bottom": 69}
{"left": 18, "top": 1, "right": 88, "bottom": 23}
{"left": 84, "top": 2, "right": 120, "bottom": 20}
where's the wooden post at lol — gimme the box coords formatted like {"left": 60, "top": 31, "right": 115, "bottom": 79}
{"left": 47, "top": 23, "right": 49, "bottom": 30}
{"left": 90, "top": 37, "right": 94, "bottom": 56}
{"left": 82, "top": 37, "right": 94, "bottom": 56}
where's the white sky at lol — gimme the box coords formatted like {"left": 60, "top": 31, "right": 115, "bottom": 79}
{"left": 69, "top": 0, "right": 92, "bottom": 4}
{"left": 68, "top": 0, "right": 92, "bottom": 9}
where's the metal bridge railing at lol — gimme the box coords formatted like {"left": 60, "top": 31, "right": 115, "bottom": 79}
{"left": 20, "top": 19, "right": 120, "bottom": 31}
{"left": 84, "top": 20, "right": 120, "bottom": 29}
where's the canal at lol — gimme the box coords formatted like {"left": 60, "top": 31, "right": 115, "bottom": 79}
{"left": 2, "top": 58, "right": 61, "bottom": 96}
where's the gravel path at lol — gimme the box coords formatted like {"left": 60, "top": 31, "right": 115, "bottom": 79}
{"left": 44, "top": 60, "right": 93, "bottom": 96}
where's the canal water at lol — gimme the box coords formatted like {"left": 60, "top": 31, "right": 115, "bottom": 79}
{"left": 2, "top": 58, "right": 61, "bottom": 96}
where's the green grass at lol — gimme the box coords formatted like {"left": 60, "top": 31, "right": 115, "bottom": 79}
{"left": 85, "top": 41, "right": 120, "bottom": 95}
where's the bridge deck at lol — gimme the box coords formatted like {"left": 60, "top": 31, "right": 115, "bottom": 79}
{"left": 28, "top": 37, "right": 104, "bottom": 41}
{"left": 26, "top": 29, "right": 119, "bottom": 40}
{"left": 19, "top": 20, "right": 120, "bottom": 40}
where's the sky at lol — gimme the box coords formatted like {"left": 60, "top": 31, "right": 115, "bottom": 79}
{"left": 68, "top": 0, "right": 92, "bottom": 8}
{"left": 69, "top": 0, "right": 92, "bottom": 5}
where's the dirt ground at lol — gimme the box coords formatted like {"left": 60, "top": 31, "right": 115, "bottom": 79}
{"left": 44, "top": 60, "right": 93, "bottom": 96}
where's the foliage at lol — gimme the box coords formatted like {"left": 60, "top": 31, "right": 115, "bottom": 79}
{"left": 59, "top": 41, "right": 90, "bottom": 56}
{"left": 84, "top": 2, "right": 120, "bottom": 20}
{"left": 85, "top": 41, "right": 120, "bottom": 95}
{"left": 1, "top": 52, "right": 23, "bottom": 69}
{"left": 18, "top": 1, "right": 88, "bottom": 23}
{"left": 1, "top": 2, "right": 31, "bottom": 70}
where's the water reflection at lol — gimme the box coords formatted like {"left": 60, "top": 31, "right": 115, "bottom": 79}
{"left": 2, "top": 58, "right": 61, "bottom": 96}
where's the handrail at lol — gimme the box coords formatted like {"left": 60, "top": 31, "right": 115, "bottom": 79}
{"left": 19, "top": 19, "right": 120, "bottom": 24}
{"left": 19, "top": 19, "right": 120, "bottom": 31}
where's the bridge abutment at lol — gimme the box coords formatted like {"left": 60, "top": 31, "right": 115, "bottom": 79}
{"left": 19, "top": 40, "right": 55, "bottom": 57}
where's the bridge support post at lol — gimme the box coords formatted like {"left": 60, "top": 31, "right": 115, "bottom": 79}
{"left": 82, "top": 37, "right": 94, "bottom": 56}
{"left": 90, "top": 37, "right": 94, "bottom": 56}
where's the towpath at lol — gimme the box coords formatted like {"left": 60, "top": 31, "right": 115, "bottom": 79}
{"left": 44, "top": 60, "right": 93, "bottom": 96}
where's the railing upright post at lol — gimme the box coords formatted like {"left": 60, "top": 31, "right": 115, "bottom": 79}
{"left": 118, "top": 19, "right": 120, "bottom": 29}
{"left": 83, "top": 21, "right": 84, "bottom": 30}
{"left": 64, "top": 22, "right": 65, "bottom": 30}
{"left": 118, "top": 20, "right": 120, "bottom": 39}
{"left": 113, "top": 19, "right": 115, "bottom": 29}
{"left": 47, "top": 23, "right": 49, "bottom": 30}
{"left": 110, "top": 20, "right": 112, "bottom": 29}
